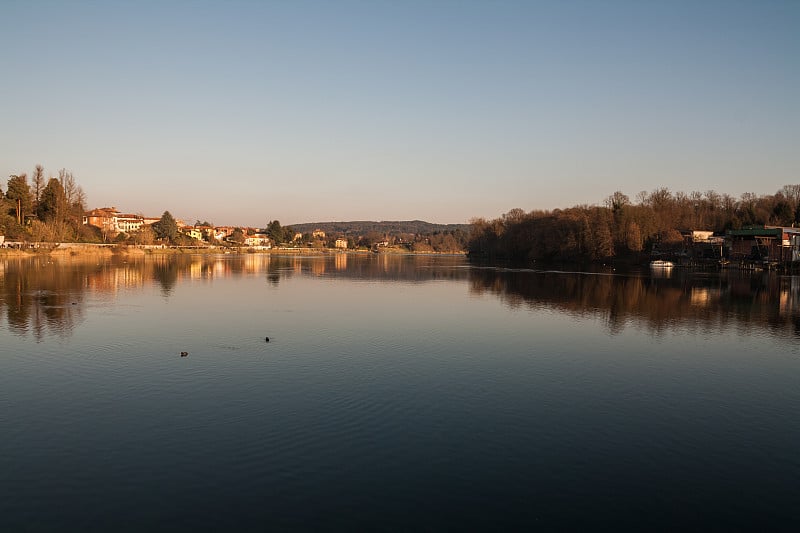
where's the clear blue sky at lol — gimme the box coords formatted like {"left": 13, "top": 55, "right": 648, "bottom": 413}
{"left": 2, "top": 0, "right": 798, "bottom": 226}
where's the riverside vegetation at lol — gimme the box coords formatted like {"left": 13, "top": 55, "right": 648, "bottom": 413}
{"left": 5, "top": 166, "right": 800, "bottom": 262}
{"left": 468, "top": 186, "right": 800, "bottom": 263}
{"left": 1, "top": 165, "right": 468, "bottom": 253}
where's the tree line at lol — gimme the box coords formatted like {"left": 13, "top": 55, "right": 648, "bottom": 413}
{"left": 1, "top": 165, "right": 92, "bottom": 242}
{"left": 290, "top": 220, "right": 470, "bottom": 236}
{"left": 468, "top": 186, "right": 800, "bottom": 262}
{"left": 289, "top": 220, "right": 469, "bottom": 252}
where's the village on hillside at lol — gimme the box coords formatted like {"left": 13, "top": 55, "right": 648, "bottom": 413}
{"left": 75, "top": 207, "right": 468, "bottom": 253}
{"left": 81, "top": 207, "right": 362, "bottom": 250}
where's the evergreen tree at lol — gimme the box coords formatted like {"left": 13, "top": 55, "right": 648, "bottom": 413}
{"left": 37, "top": 178, "right": 67, "bottom": 223}
{"left": 6, "top": 174, "right": 32, "bottom": 223}
{"left": 153, "top": 211, "right": 178, "bottom": 243}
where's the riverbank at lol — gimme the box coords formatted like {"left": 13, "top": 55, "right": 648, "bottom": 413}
{"left": 1, "top": 244, "right": 465, "bottom": 258}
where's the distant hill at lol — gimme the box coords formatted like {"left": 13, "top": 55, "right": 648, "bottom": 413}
{"left": 289, "top": 220, "right": 471, "bottom": 236}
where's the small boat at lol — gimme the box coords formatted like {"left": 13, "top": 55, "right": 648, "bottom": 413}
{"left": 650, "top": 260, "right": 674, "bottom": 268}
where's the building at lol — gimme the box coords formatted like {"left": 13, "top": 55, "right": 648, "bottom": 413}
{"left": 83, "top": 208, "right": 119, "bottom": 234}
{"left": 84, "top": 207, "right": 162, "bottom": 238}
{"left": 726, "top": 226, "right": 800, "bottom": 263}
{"left": 684, "top": 230, "right": 725, "bottom": 262}
{"left": 181, "top": 227, "right": 204, "bottom": 241}
{"left": 215, "top": 227, "right": 236, "bottom": 239}
{"left": 244, "top": 233, "right": 271, "bottom": 248}
{"left": 116, "top": 213, "right": 147, "bottom": 234}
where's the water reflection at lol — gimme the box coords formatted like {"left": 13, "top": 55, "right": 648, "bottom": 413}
{"left": 0, "top": 254, "right": 469, "bottom": 339}
{"left": 0, "top": 256, "right": 88, "bottom": 340}
{"left": 3, "top": 253, "right": 800, "bottom": 340}
{"left": 469, "top": 267, "right": 800, "bottom": 337}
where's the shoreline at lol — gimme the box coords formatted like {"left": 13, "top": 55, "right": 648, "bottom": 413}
{"left": 0, "top": 245, "right": 466, "bottom": 258}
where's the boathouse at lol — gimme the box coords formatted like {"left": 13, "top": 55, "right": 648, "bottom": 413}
{"left": 726, "top": 226, "right": 800, "bottom": 264}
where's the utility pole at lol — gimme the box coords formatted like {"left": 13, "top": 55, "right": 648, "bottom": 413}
{"left": 16, "top": 198, "right": 21, "bottom": 224}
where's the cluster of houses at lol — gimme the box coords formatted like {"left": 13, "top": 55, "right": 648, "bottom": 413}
{"left": 83, "top": 208, "right": 161, "bottom": 236}
{"left": 663, "top": 226, "right": 800, "bottom": 269}
{"left": 82, "top": 207, "right": 350, "bottom": 249}
{"left": 83, "top": 207, "right": 277, "bottom": 247}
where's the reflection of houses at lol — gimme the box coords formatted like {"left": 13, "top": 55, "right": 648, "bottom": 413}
{"left": 311, "top": 258, "right": 326, "bottom": 276}
{"left": 335, "top": 252, "right": 347, "bottom": 271}
{"left": 780, "top": 276, "right": 800, "bottom": 315}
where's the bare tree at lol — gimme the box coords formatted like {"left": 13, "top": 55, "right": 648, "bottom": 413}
{"left": 781, "top": 185, "right": 800, "bottom": 221}
{"left": 32, "top": 164, "right": 45, "bottom": 208}
{"left": 57, "top": 168, "right": 85, "bottom": 222}
{"left": 604, "top": 191, "right": 630, "bottom": 212}
{"left": 502, "top": 208, "right": 527, "bottom": 225}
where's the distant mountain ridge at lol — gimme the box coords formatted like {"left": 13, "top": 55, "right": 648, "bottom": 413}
{"left": 289, "top": 220, "right": 470, "bottom": 236}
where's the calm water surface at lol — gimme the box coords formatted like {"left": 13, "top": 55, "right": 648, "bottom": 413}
{"left": 1, "top": 254, "right": 799, "bottom": 531}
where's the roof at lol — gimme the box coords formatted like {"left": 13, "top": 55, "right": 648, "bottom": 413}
{"left": 726, "top": 227, "right": 783, "bottom": 238}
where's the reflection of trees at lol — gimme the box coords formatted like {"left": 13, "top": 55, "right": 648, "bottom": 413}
{"left": 469, "top": 268, "right": 800, "bottom": 338}
{"left": 1, "top": 257, "right": 87, "bottom": 340}
{"left": 0, "top": 255, "right": 290, "bottom": 338}
{"left": 1, "top": 254, "right": 473, "bottom": 339}
{"left": 7, "top": 253, "right": 799, "bottom": 342}
{"left": 260, "top": 254, "right": 470, "bottom": 284}
{"left": 152, "top": 258, "right": 180, "bottom": 296}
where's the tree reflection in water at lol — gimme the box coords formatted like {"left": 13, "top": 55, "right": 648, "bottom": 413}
{"left": 3, "top": 254, "right": 799, "bottom": 340}
{"left": 1, "top": 256, "right": 88, "bottom": 340}
{"left": 0, "top": 254, "right": 471, "bottom": 339}
{"left": 468, "top": 267, "right": 800, "bottom": 338}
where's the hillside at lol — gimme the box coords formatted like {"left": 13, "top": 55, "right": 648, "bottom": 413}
{"left": 289, "top": 220, "right": 470, "bottom": 236}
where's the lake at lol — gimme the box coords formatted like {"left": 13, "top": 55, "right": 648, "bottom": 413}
{"left": 1, "top": 253, "right": 799, "bottom": 531}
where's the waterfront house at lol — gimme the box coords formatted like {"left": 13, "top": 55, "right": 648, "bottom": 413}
{"left": 684, "top": 230, "right": 724, "bottom": 262}
{"left": 726, "top": 226, "right": 800, "bottom": 264}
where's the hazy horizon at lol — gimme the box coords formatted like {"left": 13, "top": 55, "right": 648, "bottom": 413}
{"left": 3, "top": 1, "right": 798, "bottom": 227}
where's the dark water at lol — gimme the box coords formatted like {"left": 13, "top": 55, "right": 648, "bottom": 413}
{"left": 1, "top": 254, "right": 799, "bottom": 531}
